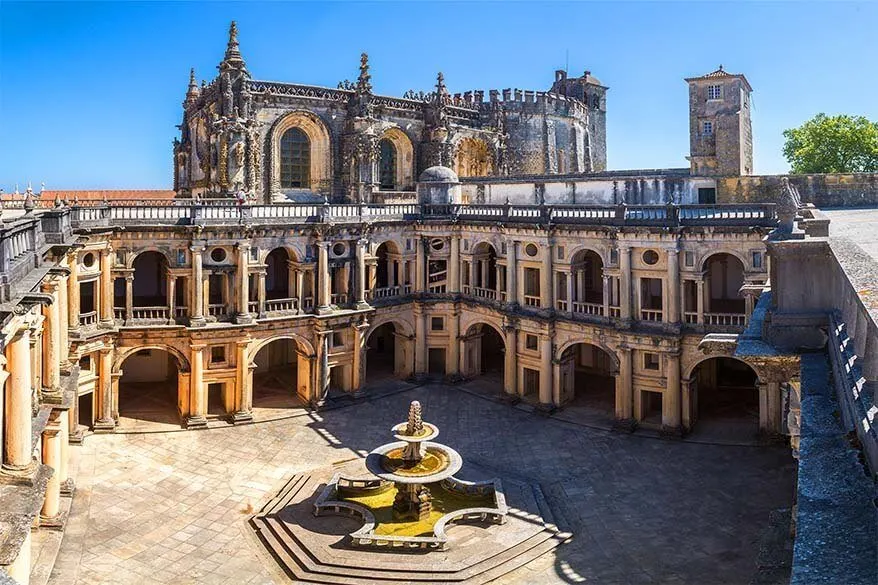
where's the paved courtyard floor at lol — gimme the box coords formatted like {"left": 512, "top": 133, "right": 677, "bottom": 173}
{"left": 48, "top": 381, "right": 795, "bottom": 585}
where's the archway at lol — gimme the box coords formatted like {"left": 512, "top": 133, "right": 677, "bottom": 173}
{"left": 690, "top": 357, "right": 759, "bottom": 438}
{"left": 569, "top": 249, "right": 603, "bottom": 313}
{"left": 558, "top": 343, "right": 616, "bottom": 420}
{"left": 374, "top": 241, "right": 402, "bottom": 293}
{"left": 469, "top": 242, "right": 498, "bottom": 298}
{"left": 251, "top": 338, "right": 308, "bottom": 411}
{"left": 266, "top": 248, "right": 292, "bottom": 300}
{"left": 378, "top": 128, "right": 414, "bottom": 190}
{"left": 132, "top": 251, "right": 168, "bottom": 307}
{"left": 378, "top": 139, "right": 396, "bottom": 190}
{"left": 366, "top": 322, "right": 398, "bottom": 382}
{"left": 463, "top": 323, "right": 504, "bottom": 380}
{"left": 704, "top": 253, "right": 745, "bottom": 315}
{"left": 117, "top": 347, "right": 182, "bottom": 428}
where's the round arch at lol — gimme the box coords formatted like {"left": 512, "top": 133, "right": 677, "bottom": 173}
{"left": 126, "top": 248, "right": 174, "bottom": 270}
{"left": 249, "top": 334, "right": 315, "bottom": 362}
{"left": 372, "top": 238, "right": 403, "bottom": 256}
{"left": 378, "top": 127, "right": 415, "bottom": 190}
{"left": 366, "top": 316, "right": 414, "bottom": 342}
{"left": 471, "top": 240, "right": 499, "bottom": 254}
{"left": 556, "top": 339, "right": 620, "bottom": 372}
{"left": 462, "top": 322, "right": 505, "bottom": 380}
{"left": 464, "top": 321, "right": 504, "bottom": 341}
{"left": 259, "top": 245, "right": 300, "bottom": 265}
{"left": 683, "top": 354, "right": 762, "bottom": 383}
{"left": 699, "top": 250, "right": 749, "bottom": 273}
{"left": 270, "top": 111, "right": 332, "bottom": 193}
{"left": 113, "top": 344, "right": 190, "bottom": 374}
{"left": 566, "top": 245, "right": 609, "bottom": 267}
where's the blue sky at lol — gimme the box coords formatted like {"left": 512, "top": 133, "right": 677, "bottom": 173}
{"left": 2, "top": 1, "right": 877, "bottom": 191}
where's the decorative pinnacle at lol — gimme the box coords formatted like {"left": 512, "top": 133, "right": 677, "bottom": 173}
{"left": 186, "top": 68, "right": 200, "bottom": 102}
{"left": 434, "top": 72, "right": 449, "bottom": 104}
{"left": 356, "top": 52, "right": 372, "bottom": 94}
{"left": 405, "top": 401, "right": 424, "bottom": 436}
{"left": 221, "top": 21, "right": 246, "bottom": 71}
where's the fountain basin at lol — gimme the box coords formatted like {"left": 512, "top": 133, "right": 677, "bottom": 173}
{"left": 391, "top": 421, "right": 438, "bottom": 443}
{"left": 365, "top": 441, "right": 462, "bottom": 484}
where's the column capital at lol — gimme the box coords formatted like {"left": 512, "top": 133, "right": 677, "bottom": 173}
{"left": 99, "top": 347, "right": 113, "bottom": 356}
{"left": 190, "top": 343, "right": 207, "bottom": 351}
{"left": 357, "top": 237, "right": 369, "bottom": 247}
{"left": 237, "top": 242, "right": 251, "bottom": 251}
{"left": 236, "top": 339, "right": 251, "bottom": 348}
{"left": 190, "top": 245, "right": 204, "bottom": 253}
{"left": 125, "top": 274, "right": 134, "bottom": 282}
{"left": 667, "top": 248, "right": 679, "bottom": 257}
{"left": 316, "top": 241, "right": 331, "bottom": 250}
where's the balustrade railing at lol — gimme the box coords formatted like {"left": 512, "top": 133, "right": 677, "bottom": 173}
{"left": 208, "top": 304, "right": 227, "bottom": 317}
{"left": 471, "top": 286, "right": 498, "bottom": 300}
{"left": 641, "top": 309, "right": 663, "bottom": 322}
{"left": 524, "top": 295, "right": 541, "bottom": 307}
{"left": 248, "top": 301, "right": 259, "bottom": 314}
{"left": 303, "top": 297, "right": 314, "bottom": 310}
{"left": 79, "top": 311, "right": 98, "bottom": 326}
{"left": 572, "top": 301, "right": 604, "bottom": 316}
{"left": 428, "top": 284, "right": 447, "bottom": 294}
{"left": 330, "top": 293, "right": 348, "bottom": 305}
{"left": 703, "top": 312, "right": 747, "bottom": 327}
{"left": 608, "top": 306, "right": 621, "bottom": 318}
{"left": 133, "top": 306, "right": 170, "bottom": 320}
{"left": 113, "top": 307, "right": 125, "bottom": 321}
{"left": 265, "top": 297, "right": 299, "bottom": 313}
{"left": 174, "top": 306, "right": 188, "bottom": 318}
{"left": 683, "top": 312, "right": 698, "bottom": 324}
{"left": 373, "top": 286, "right": 401, "bottom": 298}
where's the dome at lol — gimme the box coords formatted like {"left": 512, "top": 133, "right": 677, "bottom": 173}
{"left": 419, "top": 166, "right": 459, "bottom": 183}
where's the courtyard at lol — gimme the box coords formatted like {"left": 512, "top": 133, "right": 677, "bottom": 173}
{"left": 48, "top": 381, "right": 795, "bottom": 585}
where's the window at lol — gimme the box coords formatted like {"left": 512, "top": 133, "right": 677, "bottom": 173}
{"left": 332, "top": 242, "right": 346, "bottom": 257}
{"left": 707, "top": 84, "right": 722, "bottom": 100}
{"left": 642, "top": 250, "right": 659, "bottom": 266}
{"left": 177, "top": 249, "right": 187, "bottom": 265}
{"left": 702, "top": 121, "right": 713, "bottom": 135}
{"left": 210, "top": 248, "right": 227, "bottom": 263}
{"left": 524, "top": 243, "right": 539, "bottom": 257}
{"left": 210, "top": 346, "right": 226, "bottom": 364}
{"left": 698, "top": 187, "right": 716, "bottom": 204}
{"left": 250, "top": 247, "right": 258, "bottom": 261}
{"left": 501, "top": 242, "right": 507, "bottom": 255}
{"left": 752, "top": 251, "right": 763, "bottom": 269}
{"left": 82, "top": 252, "right": 96, "bottom": 269}
{"left": 644, "top": 352, "right": 660, "bottom": 371}
{"left": 684, "top": 251, "right": 695, "bottom": 267}
{"left": 556, "top": 246, "right": 565, "bottom": 259}
{"left": 378, "top": 139, "right": 396, "bottom": 190}
{"left": 79, "top": 355, "right": 91, "bottom": 371}
{"left": 610, "top": 248, "right": 619, "bottom": 266}
{"left": 431, "top": 317, "right": 444, "bottom": 331}
{"left": 463, "top": 239, "right": 469, "bottom": 251}
{"left": 525, "top": 334, "right": 538, "bottom": 351}
{"left": 280, "top": 128, "right": 310, "bottom": 188}
{"left": 332, "top": 332, "right": 344, "bottom": 348}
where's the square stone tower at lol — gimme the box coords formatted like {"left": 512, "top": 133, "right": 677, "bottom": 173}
{"left": 685, "top": 67, "right": 753, "bottom": 176}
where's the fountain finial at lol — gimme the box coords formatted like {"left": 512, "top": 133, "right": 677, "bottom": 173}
{"left": 405, "top": 401, "right": 424, "bottom": 436}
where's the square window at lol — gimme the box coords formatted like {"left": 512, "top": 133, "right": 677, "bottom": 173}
{"left": 556, "top": 246, "right": 564, "bottom": 260}
{"left": 610, "top": 249, "right": 619, "bottom": 266}
{"left": 702, "top": 121, "right": 713, "bottom": 135}
{"left": 644, "top": 352, "right": 660, "bottom": 371}
{"left": 463, "top": 239, "right": 469, "bottom": 251}
{"left": 332, "top": 332, "right": 344, "bottom": 347}
{"left": 78, "top": 355, "right": 91, "bottom": 371}
{"left": 525, "top": 334, "right": 538, "bottom": 351}
{"left": 431, "top": 317, "right": 444, "bottom": 331}
{"left": 406, "top": 239, "right": 412, "bottom": 251}
{"left": 210, "top": 346, "right": 226, "bottom": 364}
{"left": 176, "top": 249, "right": 186, "bottom": 265}
{"left": 684, "top": 251, "right": 695, "bottom": 267}
{"left": 707, "top": 84, "right": 722, "bottom": 100}
{"left": 752, "top": 251, "right": 763, "bottom": 269}
{"left": 250, "top": 247, "right": 258, "bottom": 261}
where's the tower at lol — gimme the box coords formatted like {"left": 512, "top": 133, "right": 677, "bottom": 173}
{"left": 685, "top": 66, "right": 753, "bottom": 176}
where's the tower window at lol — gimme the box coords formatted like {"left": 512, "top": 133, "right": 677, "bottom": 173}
{"left": 280, "top": 128, "right": 310, "bottom": 188}
{"left": 707, "top": 84, "right": 722, "bottom": 100}
{"left": 378, "top": 139, "right": 396, "bottom": 190}
{"left": 702, "top": 121, "right": 713, "bottom": 135}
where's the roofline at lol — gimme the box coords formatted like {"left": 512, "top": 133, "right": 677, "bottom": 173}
{"left": 684, "top": 73, "right": 752, "bottom": 93}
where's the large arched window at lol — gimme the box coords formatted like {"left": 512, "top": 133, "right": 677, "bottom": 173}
{"left": 280, "top": 128, "right": 310, "bottom": 188}
{"left": 379, "top": 139, "right": 396, "bottom": 190}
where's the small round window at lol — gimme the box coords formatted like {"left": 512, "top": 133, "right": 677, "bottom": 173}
{"left": 210, "top": 248, "right": 227, "bottom": 263}
{"left": 642, "top": 250, "right": 659, "bottom": 265}
{"left": 332, "top": 243, "right": 346, "bottom": 256}
{"left": 430, "top": 238, "right": 445, "bottom": 251}
{"left": 525, "top": 243, "right": 539, "bottom": 257}
{"left": 82, "top": 252, "right": 96, "bottom": 268}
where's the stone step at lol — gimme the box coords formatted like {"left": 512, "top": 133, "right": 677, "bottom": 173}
{"left": 261, "top": 473, "right": 313, "bottom": 516}
{"left": 466, "top": 532, "right": 571, "bottom": 585}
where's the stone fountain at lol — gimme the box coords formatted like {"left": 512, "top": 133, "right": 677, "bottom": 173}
{"left": 314, "top": 400, "right": 506, "bottom": 549}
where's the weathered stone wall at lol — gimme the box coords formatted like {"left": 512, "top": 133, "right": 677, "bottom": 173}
{"left": 718, "top": 173, "right": 878, "bottom": 207}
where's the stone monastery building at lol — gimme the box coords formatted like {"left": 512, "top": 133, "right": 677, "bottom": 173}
{"left": 1, "top": 21, "right": 876, "bottom": 585}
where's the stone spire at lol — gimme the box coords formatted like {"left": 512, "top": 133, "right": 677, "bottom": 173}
{"left": 434, "top": 72, "right": 450, "bottom": 104}
{"left": 356, "top": 52, "right": 372, "bottom": 95}
{"left": 185, "top": 68, "right": 200, "bottom": 105}
{"left": 220, "top": 21, "right": 247, "bottom": 74}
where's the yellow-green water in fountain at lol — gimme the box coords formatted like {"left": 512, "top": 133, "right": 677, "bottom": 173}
{"left": 340, "top": 484, "right": 495, "bottom": 537}
{"left": 380, "top": 447, "right": 448, "bottom": 477}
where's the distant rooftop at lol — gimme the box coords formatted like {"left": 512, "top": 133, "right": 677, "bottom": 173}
{"left": 685, "top": 66, "right": 752, "bottom": 92}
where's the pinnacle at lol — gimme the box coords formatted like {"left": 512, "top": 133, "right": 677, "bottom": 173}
{"left": 221, "top": 20, "right": 247, "bottom": 71}
{"left": 356, "top": 52, "right": 372, "bottom": 94}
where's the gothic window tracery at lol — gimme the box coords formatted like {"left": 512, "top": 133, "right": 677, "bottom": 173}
{"left": 379, "top": 139, "right": 397, "bottom": 190}
{"left": 280, "top": 128, "right": 311, "bottom": 188}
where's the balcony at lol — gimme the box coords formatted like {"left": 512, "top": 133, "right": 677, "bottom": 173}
{"left": 208, "top": 304, "right": 228, "bottom": 318}
{"left": 330, "top": 293, "right": 348, "bottom": 306}
{"left": 523, "top": 295, "right": 541, "bottom": 307}
{"left": 571, "top": 301, "right": 604, "bottom": 316}
{"left": 265, "top": 297, "right": 299, "bottom": 315}
{"left": 641, "top": 309, "right": 663, "bottom": 322}
{"left": 79, "top": 311, "right": 98, "bottom": 327}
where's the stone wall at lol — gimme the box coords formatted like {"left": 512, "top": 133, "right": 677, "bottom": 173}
{"left": 718, "top": 173, "right": 878, "bottom": 207}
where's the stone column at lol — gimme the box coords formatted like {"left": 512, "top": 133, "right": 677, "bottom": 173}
{"left": 447, "top": 309, "right": 460, "bottom": 379}
{"left": 314, "top": 331, "right": 330, "bottom": 406}
{"left": 167, "top": 274, "right": 177, "bottom": 324}
{"left": 504, "top": 326, "right": 518, "bottom": 396}
{"left": 507, "top": 240, "right": 518, "bottom": 305}
{"left": 540, "top": 242, "right": 553, "bottom": 309}
{"left": 236, "top": 243, "right": 252, "bottom": 323}
{"left": 99, "top": 247, "right": 115, "bottom": 326}
{"left": 615, "top": 346, "right": 633, "bottom": 424}
{"left": 8, "top": 532, "right": 31, "bottom": 585}
{"left": 189, "top": 246, "right": 206, "bottom": 326}
{"left": 696, "top": 278, "right": 705, "bottom": 324}
{"left": 67, "top": 252, "right": 79, "bottom": 332}
{"left": 58, "top": 274, "right": 69, "bottom": 364}
{"left": 576, "top": 270, "right": 586, "bottom": 303}
{"left": 94, "top": 347, "right": 115, "bottom": 432}
{"left": 415, "top": 237, "right": 425, "bottom": 293}
{"left": 539, "top": 335, "right": 553, "bottom": 407}
{"left": 232, "top": 340, "right": 253, "bottom": 424}
{"left": 187, "top": 343, "right": 207, "bottom": 428}
{"left": 414, "top": 306, "right": 427, "bottom": 378}
{"left": 58, "top": 413, "right": 72, "bottom": 496}
{"left": 124, "top": 274, "right": 133, "bottom": 323}
{"left": 3, "top": 329, "right": 35, "bottom": 473}
{"left": 351, "top": 321, "right": 368, "bottom": 394}
{"left": 449, "top": 235, "right": 460, "bottom": 294}
{"left": 480, "top": 260, "right": 489, "bottom": 289}
{"left": 40, "top": 415, "right": 63, "bottom": 526}
{"left": 258, "top": 272, "right": 267, "bottom": 316}
{"left": 41, "top": 282, "right": 61, "bottom": 394}
{"left": 662, "top": 350, "right": 682, "bottom": 435}
{"left": 602, "top": 274, "right": 611, "bottom": 317}
{"left": 467, "top": 260, "right": 476, "bottom": 292}
{"left": 759, "top": 381, "right": 782, "bottom": 436}
{"left": 296, "top": 269, "right": 305, "bottom": 313}
{"left": 619, "top": 245, "right": 631, "bottom": 323}
{"left": 386, "top": 257, "right": 396, "bottom": 287}
{"left": 355, "top": 238, "right": 368, "bottom": 309}
{"left": 317, "top": 241, "right": 332, "bottom": 314}
{"left": 667, "top": 248, "right": 680, "bottom": 324}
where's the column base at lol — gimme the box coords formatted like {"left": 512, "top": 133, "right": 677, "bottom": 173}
{"left": 39, "top": 510, "right": 68, "bottom": 531}
{"left": 235, "top": 314, "right": 254, "bottom": 325}
{"left": 189, "top": 317, "right": 207, "bottom": 328}
{"left": 41, "top": 387, "right": 64, "bottom": 406}
{"left": 354, "top": 301, "right": 371, "bottom": 310}
{"left": 499, "top": 392, "right": 520, "bottom": 405}
{"left": 535, "top": 402, "right": 556, "bottom": 416}
{"left": 93, "top": 418, "right": 116, "bottom": 433}
{"left": 98, "top": 320, "right": 116, "bottom": 329}
{"left": 185, "top": 415, "right": 208, "bottom": 430}
{"left": 316, "top": 305, "right": 333, "bottom": 315}
{"left": 0, "top": 460, "right": 39, "bottom": 484}
{"left": 659, "top": 424, "right": 683, "bottom": 439}
{"left": 231, "top": 411, "right": 253, "bottom": 424}
{"left": 68, "top": 426, "right": 86, "bottom": 445}
{"left": 60, "top": 478, "right": 76, "bottom": 497}
{"left": 612, "top": 418, "right": 638, "bottom": 432}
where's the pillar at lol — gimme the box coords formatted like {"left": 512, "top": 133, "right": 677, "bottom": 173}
{"left": 760, "top": 381, "right": 782, "bottom": 436}
{"left": 602, "top": 274, "right": 611, "bottom": 317}
{"left": 696, "top": 278, "right": 705, "bottom": 324}
{"left": 67, "top": 251, "right": 79, "bottom": 332}
{"left": 540, "top": 242, "right": 553, "bottom": 309}
{"left": 447, "top": 309, "right": 460, "bottom": 379}
{"left": 504, "top": 326, "right": 518, "bottom": 396}
{"left": 414, "top": 306, "right": 427, "bottom": 378}
{"left": 7, "top": 532, "right": 31, "bottom": 585}
{"left": 415, "top": 237, "right": 425, "bottom": 293}
{"left": 58, "top": 274, "right": 69, "bottom": 364}
{"left": 236, "top": 243, "right": 251, "bottom": 323}
{"left": 296, "top": 269, "right": 305, "bottom": 313}
{"left": 187, "top": 343, "right": 207, "bottom": 428}
{"left": 42, "top": 282, "right": 61, "bottom": 394}
{"left": 386, "top": 257, "right": 396, "bottom": 287}
{"left": 355, "top": 238, "right": 368, "bottom": 309}
{"left": 190, "top": 245, "right": 206, "bottom": 326}
{"left": 58, "top": 413, "right": 73, "bottom": 496}
{"left": 667, "top": 248, "right": 680, "bottom": 324}
{"left": 167, "top": 273, "right": 177, "bottom": 324}
{"left": 662, "top": 350, "right": 682, "bottom": 434}
{"left": 449, "top": 235, "right": 460, "bottom": 294}
{"left": 615, "top": 346, "right": 633, "bottom": 424}
{"left": 258, "top": 272, "right": 267, "bottom": 316}
{"left": 317, "top": 241, "right": 332, "bottom": 314}
{"left": 619, "top": 245, "right": 631, "bottom": 322}
{"left": 314, "top": 331, "right": 330, "bottom": 406}
{"left": 124, "top": 274, "right": 133, "bottom": 323}
{"left": 99, "top": 247, "right": 114, "bottom": 326}
{"left": 40, "top": 415, "right": 63, "bottom": 526}
{"left": 3, "top": 329, "right": 35, "bottom": 472}
{"left": 539, "top": 335, "right": 553, "bottom": 407}
{"left": 93, "top": 347, "right": 115, "bottom": 432}
{"left": 351, "top": 322, "right": 368, "bottom": 394}
{"left": 232, "top": 340, "right": 253, "bottom": 423}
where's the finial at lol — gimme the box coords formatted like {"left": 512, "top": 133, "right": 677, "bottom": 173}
{"left": 23, "top": 184, "right": 34, "bottom": 214}
{"left": 719, "top": 64, "right": 724, "bottom": 71}
{"left": 222, "top": 20, "right": 246, "bottom": 70}
{"left": 356, "top": 52, "right": 372, "bottom": 94}
{"left": 405, "top": 401, "right": 424, "bottom": 436}
{"left": 188, "top": 68, "right": 197, "bottom": 90}
{"left": 53, "top": 192, "right": 62, "bottom": 208}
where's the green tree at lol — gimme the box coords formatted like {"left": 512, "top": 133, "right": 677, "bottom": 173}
{"left": 782, "top": 113, "right": 878, "bottom": 174}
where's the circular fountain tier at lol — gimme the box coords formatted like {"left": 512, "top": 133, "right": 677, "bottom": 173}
{"left": 365, "top": 441, "right": 462, "bottom": 484}
{"left": 391, "top": 421, "right": 439, "bottom": 443}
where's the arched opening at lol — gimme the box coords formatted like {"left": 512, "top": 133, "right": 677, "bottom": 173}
{"left": 469, "top": 242, "right": 497, "bottom": 298}
{"left": 117, "top": 348, "right": 181, "bottom": 429}
{"left": 455, "top": 137, "right": 493, "bottom": 177}
{"left": 265, "top": 248, "right": 291, "bottom": 300}
{"left": 251, "top": 338, "right": 308, "bottom": 412}
{"left": 558, "top": 343, "right": 616, "bottom": 420}
{"left": 569, "top": 249, "right": 603, "bottom": 313}
{"left": 374, "top": 241, "right": 402, "bottom": 293}
{"left": 705, "top": 253, "right": 745, "bottom": 315}
{"left": 378, "top": 139, "right": 396, "bottom": 190}
{"left": 280, "top": 127, "right": 311, "bottom": 189}
{"left": 132, "top": 252, "right": 168, "bottom": 307}
{"left": 463, "top": 323, "right": 504, "bottom": 381}
{"left": 366, "top": 322, "right": 397, "bottom": 381}
{"left": 690, "top": 357, "right": 759, "bottom": 438}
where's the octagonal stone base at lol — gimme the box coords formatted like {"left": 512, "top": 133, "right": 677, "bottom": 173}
{"left": 248, "top": 460, "right": 572, "bottom": 584}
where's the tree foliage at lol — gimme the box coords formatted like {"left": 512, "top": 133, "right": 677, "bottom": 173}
{"left": 782, "top": 113, "right": 878, "bottom": 174}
